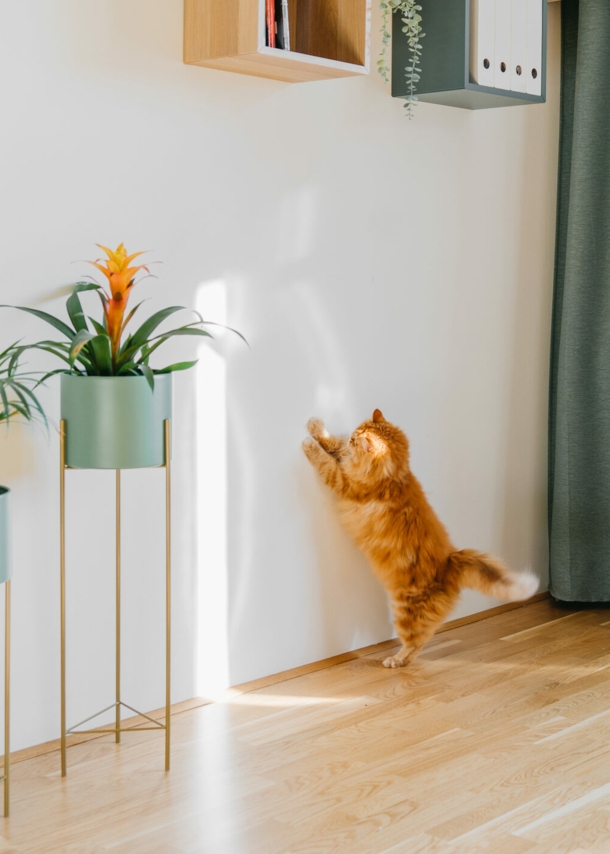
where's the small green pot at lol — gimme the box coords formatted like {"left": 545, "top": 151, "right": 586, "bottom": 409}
{"left": 0, "top": 488, "right": 10, "bottom": 584}
{"left": 60, "top": 374, "right": 172, "bottom": 470}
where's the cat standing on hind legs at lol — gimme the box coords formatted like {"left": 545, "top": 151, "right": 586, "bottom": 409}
{"left": 302, "top": 410, "right": 538, "bottom": 668}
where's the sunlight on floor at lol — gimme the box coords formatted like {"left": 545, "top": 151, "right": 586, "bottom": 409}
{"left": 221, "top": 690, "right": 347, "bottom": 708}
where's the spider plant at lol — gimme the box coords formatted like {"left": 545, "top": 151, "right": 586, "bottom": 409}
{"left": 5, "top": 244, "right": 245, "bottom": 390}
{"left": 0, "top": 344, "right": 46, "bottom": 427}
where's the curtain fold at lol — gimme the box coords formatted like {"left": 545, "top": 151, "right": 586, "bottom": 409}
{"left": 549, "top": 0, "right": 610, "bottom": 601}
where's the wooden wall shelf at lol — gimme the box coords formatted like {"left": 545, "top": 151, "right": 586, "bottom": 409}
{"left": 184, "top": 0, "right": 370, "bottom": 84}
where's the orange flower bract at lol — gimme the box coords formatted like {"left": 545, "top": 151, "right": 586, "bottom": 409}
{"left": 88, "top": 243, "right": 149, "bottom": 358}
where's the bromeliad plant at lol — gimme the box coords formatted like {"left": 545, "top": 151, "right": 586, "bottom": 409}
{"left": 9, "top": 243, "right": 245, "bottom": 389}
{"left": 378, "top": 1, "right": 424, "bottom": 119}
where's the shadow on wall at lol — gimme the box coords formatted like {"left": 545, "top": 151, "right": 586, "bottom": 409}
{"left": 194, "top": 263, "right": 393, "bottom": 693}
{"left": 292, "top": 283, "right": 392, "bottom": 652}
{"left": 298, "top": 460, "right": 392, "bottom": 656}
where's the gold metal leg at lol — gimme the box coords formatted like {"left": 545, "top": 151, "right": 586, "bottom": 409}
{"left": 165, "top": 420, "right": 171, "bottom": 772}
{"left": 60, "top": 420, "right": 171, "bottom": 773}
{"left": 60, "top": 420, "right": 67, "bottom": 777}
{"left": 116, "top": 470, "right": 121, "bottom": 744}
{"left": 4, "top": 580, "right": 10, "bottom": 817}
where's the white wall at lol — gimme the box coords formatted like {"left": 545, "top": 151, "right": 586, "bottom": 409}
{"left": 0, "top": 1, "right": 560, "bottom": 752}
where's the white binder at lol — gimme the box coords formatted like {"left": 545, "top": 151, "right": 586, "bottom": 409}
{"left": 510, "top": 0, "right": 528, "bottom": 93}
{"left": 494, "top": 0, "right": 511, "bottom": 90}
{"left": 526, "top": 0, "right": 543, "bottom": 95}
{"left": 470, "top": 0, "right": 495, "bottom": 87}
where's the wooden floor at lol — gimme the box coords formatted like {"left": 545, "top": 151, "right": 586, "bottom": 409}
{"left": 4, "top": 598, "right": 610, "bottom": 853}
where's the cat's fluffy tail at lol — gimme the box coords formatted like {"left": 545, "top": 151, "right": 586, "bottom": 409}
{"left": 449, "top": 549, "right": 539, "bottom": 601}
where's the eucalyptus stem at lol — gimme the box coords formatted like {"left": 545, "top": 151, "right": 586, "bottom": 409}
{"left": 378, "top": 1, "right": 424, "bottom": 119}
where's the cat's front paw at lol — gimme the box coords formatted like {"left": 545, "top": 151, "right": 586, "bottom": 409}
{"left": 302, "top": 437, "right": 320, "bottom": 460}
{"left": 383, "top": 654, "right": 408, "bottom": 669}
{"left": 307, "top": 418, "right": 329, "bottom": 440}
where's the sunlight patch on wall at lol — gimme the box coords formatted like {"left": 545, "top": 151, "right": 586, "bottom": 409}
{"left": 196, "top": 280, "right": 229, "bottom": 698}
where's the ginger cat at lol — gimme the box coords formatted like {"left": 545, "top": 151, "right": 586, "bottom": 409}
{"left": 303, "top": 410, "right": 538, "bottom": 668}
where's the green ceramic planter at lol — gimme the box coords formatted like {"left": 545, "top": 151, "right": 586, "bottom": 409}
{"left": 0, "top": 488, "right": 10, "bottom": 584}
{"left": 60, "top": 374, "right": 172, "bottom": 470}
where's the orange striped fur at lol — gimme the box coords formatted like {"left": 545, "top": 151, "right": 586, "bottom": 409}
{"left": 303, "top": 410, "right": 538, "bottom": 667}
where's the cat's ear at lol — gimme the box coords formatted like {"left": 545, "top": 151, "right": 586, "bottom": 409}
{"left": 372, "top": 409, "right": 385, "bottom": 423}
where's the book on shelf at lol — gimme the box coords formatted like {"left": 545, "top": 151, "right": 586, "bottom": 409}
{"left": 276, "top": 0, "right": 291, "bottom": 51}
{"left": 267, "top": 0, "right": 290, "bottom": 50}
{"left": 266, "top": 0, "right": 276, "bottom": 48}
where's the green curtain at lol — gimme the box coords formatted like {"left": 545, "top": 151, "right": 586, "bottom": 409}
{"left": 549, "top": 0, "right": 610, "bottom": 601}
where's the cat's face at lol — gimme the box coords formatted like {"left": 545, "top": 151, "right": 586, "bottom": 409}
{"left": 347, "top": 410, "right": 410, "bottom": 479}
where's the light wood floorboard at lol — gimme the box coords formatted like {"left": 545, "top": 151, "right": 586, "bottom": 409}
{"left": 4, "top": 598, "right": 610, "bottom": 853}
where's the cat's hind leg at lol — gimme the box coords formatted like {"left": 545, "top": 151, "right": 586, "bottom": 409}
{"left": 382, "top": 629, "right": 436, "bottom": 668}
{"left": 383, "top": 604, "right": 444, "bottom": 668}
{"left": 383, "top": 586, "right": 458, "bottom": 669}
{"left": 383, "top": 643, "right": 415, "bottom": 669}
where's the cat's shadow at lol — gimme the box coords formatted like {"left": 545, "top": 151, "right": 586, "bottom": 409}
{"left": 298, "top": 458, "right": 393, "bottom": 654}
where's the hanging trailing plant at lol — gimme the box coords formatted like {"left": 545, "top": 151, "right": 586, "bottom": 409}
{"left": 378, "top": 1, "right": 424, "bottom": 119}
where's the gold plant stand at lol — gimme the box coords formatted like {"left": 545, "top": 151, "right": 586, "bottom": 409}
{"left": 59, "top": 419, "right": 171, "bottom": 776}
{"left": 1, "top": 580, "right": 9, "bottom": 816}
